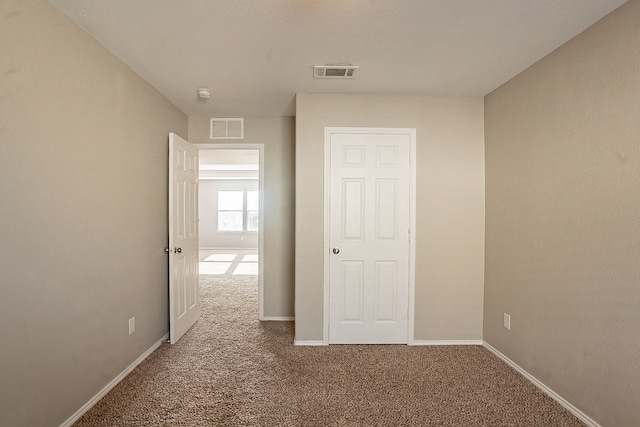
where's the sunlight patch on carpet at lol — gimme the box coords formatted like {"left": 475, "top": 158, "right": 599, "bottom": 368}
{"left": 204, "top": 254, "right": 237, "bottom": 262}
{"left": 199, "top": 262, "right": 232, "bottom": 275}
{"left": 232, "top": 262, "right": 258, "bottom": 275}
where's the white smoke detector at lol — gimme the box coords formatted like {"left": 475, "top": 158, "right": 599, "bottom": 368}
{"left": 197, "top": 88, "right": 211, "bottom": 99}
{"left": 313, "top": 65, "right": 359, "bottom": 79}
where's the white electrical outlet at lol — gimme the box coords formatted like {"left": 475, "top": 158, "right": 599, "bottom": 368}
{"left": 503, "top": 313, "right": 511, "bottom": 330}
{"left": 129, "top": 317, "right": 136, "bottom": 335}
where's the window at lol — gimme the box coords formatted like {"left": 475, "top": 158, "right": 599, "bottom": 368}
{"left": 217, "top": 190, "right": 243, "bottom": 231}
{"left": 217, "top": 190, "right": 259, "bottom": 232}
{"left": 247, "top": 191, "right": 259, "bottom": 231}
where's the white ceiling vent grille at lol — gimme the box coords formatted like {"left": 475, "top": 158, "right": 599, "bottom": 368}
{"left": 313, "top": 65, "right": 359, "bottom": 79}
{"left": 210, "top": 118, "right": 244, "bottom": 139}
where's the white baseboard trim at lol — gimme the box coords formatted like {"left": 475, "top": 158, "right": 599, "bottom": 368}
{"left": 260, "top": 316, "right": 294, "bottom": 321}
{"left": 59, "top": 333, "right": 169, "bottom": 427}
{"left": 483, "top": 341, "right": 600, "bottom": 427}
{"left": 294, "top": 340, "right": 326, "bottom": 346}
{"left": 411, "top": 340, "right": 483, "bottom": 346}
{"left": 293, "top": 339, "right": 483, "bottom": 346}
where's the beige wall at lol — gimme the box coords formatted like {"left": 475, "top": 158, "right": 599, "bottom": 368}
{"left": 295, "top": 94, "right": 485, "bottom": 342}
{"left": 188, "top": 116, "right": 295, "bottom": 318}
{"left": 484, "top": 2, "right": 640, "bottom": 425}
{"left": 0, "top": 1, "right": 188, "bottom": 426}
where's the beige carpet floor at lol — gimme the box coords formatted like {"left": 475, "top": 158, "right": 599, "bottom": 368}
{"left": 74, "top": 274, "right": 584, "bottom": 426}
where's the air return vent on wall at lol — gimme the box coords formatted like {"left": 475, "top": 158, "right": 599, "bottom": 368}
{"left": 313, "top": 65, "right": 359, "bottom": 79}
{"left": 210, "top": 118, "right": 244, "bottom": 139}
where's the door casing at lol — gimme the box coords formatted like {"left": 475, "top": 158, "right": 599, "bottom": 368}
{"left": 323, "top": 127, "right": 416, "bottom": 345}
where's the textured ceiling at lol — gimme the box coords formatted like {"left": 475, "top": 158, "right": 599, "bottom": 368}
{"left": 48, "top": 0, "right": 627, "bottom": 117}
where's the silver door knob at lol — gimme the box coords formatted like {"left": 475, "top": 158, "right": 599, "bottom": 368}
{"left": 175, "top": 247, "right": 182, "bottom": 253}
{"left": 332, "top": 247, "right": 340, "bottom": 254}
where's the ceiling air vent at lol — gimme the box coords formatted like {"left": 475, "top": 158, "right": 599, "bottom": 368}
{"left": 313, "top": 65, "right": 359, "bottom": 79}
{"left": 210, "top": 118, "right": 244, "bottom": 139}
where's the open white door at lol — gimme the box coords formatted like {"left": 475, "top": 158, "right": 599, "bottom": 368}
{"left": 169, "top": 133, "right": 200, "bottom": 344}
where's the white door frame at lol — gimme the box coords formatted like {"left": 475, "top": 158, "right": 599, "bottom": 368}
{"left": 323, "top": 127, "right": 416, "bottom": 345}
{"left": 196, "top": 143, "right": 266, "bottom": 320}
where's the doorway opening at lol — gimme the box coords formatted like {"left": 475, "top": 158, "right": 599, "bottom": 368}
{"left": 197, "top": 145, "right": 265, "bottom": 319}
